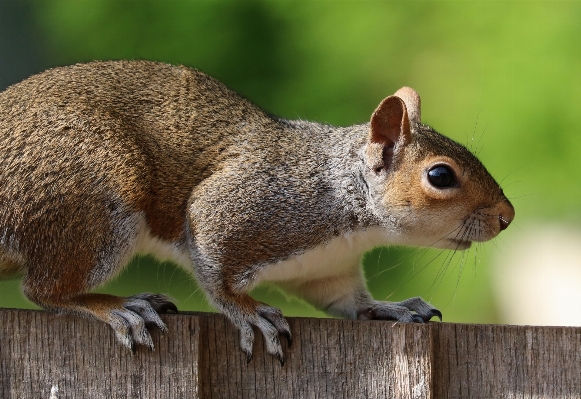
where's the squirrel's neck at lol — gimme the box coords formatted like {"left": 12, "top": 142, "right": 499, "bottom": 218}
{"left": 280, "top": 119, "right": 380, "bottom": 233}
{"left": 328, "top": 123, "right": 381, "bottom": 230}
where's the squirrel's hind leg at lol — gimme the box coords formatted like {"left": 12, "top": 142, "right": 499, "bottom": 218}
{"left": 24, "top": 290, "right": 176, "bottom": 350}
{"left": 21, "top": 266, "right": 178, "bottom": 351}
{"left": 20, "top": 211, "right": 178, "bottom": 350}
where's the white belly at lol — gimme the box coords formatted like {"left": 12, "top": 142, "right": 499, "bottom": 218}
{"left": 131, "top": 225, "right": 191, "bottom": 267}
{"left": 255, "top": 226, "right": 392, "bottom": 284}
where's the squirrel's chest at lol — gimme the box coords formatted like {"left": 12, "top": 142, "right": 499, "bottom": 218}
{"left": 255, "top": 227, "right": 391, "bottom": 284}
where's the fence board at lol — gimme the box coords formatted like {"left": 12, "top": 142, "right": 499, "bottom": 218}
{"left": 0, "top": 309, "right": 200, "bottom": 398}
{"left": 432, "top": 323, "right": 581, "bottom": 399}
{"left": 2, "top": 309, "right": 581, "bottom": 398}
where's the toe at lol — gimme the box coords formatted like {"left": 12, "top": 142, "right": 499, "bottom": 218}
{"left": 397, "top": 297, "right": 442, "bottom": 322}
{"left": 255, "top": 317, "right": 284, "bottom": 360}
{"left": 257, "top": 304, "right": 292, "bottom": 346}
{"left": 124, "top": 298, "right": 169, "bottom": 333}
{"left": 112, "top": 308, "right": 154, "bottom": 349}
{"left": 108, "top": 312, "right": 133, "bottom": 350}
{"left": 238, "top": 323, "right": 255, "bottom": 363}
{"left": 128, "top": 293, "right": 177, "bottom": 314}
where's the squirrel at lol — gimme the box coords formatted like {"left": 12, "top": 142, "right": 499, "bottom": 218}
{"left": 0, "top": 60, "right": 514, "bottom": 364}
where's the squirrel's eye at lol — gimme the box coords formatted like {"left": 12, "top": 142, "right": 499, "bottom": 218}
{"left": 427, "top": 165, "right": 455, "bottom": 188}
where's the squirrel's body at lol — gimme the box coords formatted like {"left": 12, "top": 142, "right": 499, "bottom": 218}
{"left": 0, "top": 60, "right": 514, "bottom": 362}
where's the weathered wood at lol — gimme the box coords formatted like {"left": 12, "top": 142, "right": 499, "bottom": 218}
{"left": 0, "top": 309, "right": 200, "bottom": 398}
{"left": 1, "top": 309, "right": 431, "bottom": 399}
{"left": 432, "top": 323, "right": 581, "bottom": 399}
{"left": 197, "top": 316, "right": 431, "bottom": 399}
{"left": 2, "top": 309, "right": 581, "bottom": 398}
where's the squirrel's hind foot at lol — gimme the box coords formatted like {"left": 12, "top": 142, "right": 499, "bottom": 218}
{"left": 106, "top": 293, "right": 177, "bottom": 351}
{"left": 25, "top": 291, "right": 178, "bottom": 351}
{"left": 53, "top": 292, "right": 177, "bottom": 351}
{"left": 114, "top": 293, "right": 177, "bottom": 349}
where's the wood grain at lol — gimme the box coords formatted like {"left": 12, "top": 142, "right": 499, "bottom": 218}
{"left": 2, "top": 309, "right": 581, "bottom": 398}
{"left": 197, "top": 316, "right": 431, "bottom": 399}
{"left": 0, "top": 309, "right": 200, "bottom": 398}
{"left": 432, "top": 323, "right": 581, "bottom": 399}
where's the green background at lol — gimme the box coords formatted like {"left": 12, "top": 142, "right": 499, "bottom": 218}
{"left": 1, "top": 1, "right": 579, "bottom": 324}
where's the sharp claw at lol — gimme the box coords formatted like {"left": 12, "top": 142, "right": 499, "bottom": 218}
{"left": 283, "top": 330, "right": 293, "bottom": 347}
{"left": 277, "top": 353, "right": 285, "bottom": 367}
{"left": 246, "top": 352, "right": 253, "bottom": 365}
{"left": 433, "top": 309, "right": 443, "bottom": 321}
{"left": 422, "top": 309, "right": 443, "bottom": 322}
{"left": 161, "top": 302, "right": 178, "bottom": 314}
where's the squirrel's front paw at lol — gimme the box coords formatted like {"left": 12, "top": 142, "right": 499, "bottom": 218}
{"left": 231, "top": 302, "right": 292, "bottom": 366}
{"left": 109, "top": 293, "right": 177, "bottom": 350}
{"left": 357, "top": 296, "right": 441, "bottom": 323}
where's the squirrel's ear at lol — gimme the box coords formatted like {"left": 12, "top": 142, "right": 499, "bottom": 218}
{"left": 367, "top": 95, "right": 412, "bottom": 173}
{"left": 393, "top": 86, "right": 421, "bottom": 125}
{"left": 369, "top": 95, "right": 412, "bottom": 146}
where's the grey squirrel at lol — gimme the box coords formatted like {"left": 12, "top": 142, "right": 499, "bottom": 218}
{"left": 0, "top": 60, "right": 514, "bottom": 364}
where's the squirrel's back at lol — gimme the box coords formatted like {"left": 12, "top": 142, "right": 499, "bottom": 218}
{"left": 0, "top": 61, "right": 280, "bottom": 241}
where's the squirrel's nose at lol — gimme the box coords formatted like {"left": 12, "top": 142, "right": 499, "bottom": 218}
{"left": 497, "top": 198, "right": 515, "bottom": 231}
{"left": 499, "top": 216, "right": 511, "bottom": 231}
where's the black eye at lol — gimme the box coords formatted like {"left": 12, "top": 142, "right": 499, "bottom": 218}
{"left": 427, "top": 165, "right": 456, "bottom": 188}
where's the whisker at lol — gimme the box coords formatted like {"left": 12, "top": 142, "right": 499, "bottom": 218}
{"left": 424, "top": 221, "right": 473, "bottom": 300}
{"left": 469, "top": 110, "right": 481, "bottom": 154}
{"left": 505, "top": 193, "right": 537, "bottom": 200}
{"left": 426, "top": 248, "right": 457, "bottom": 301}
{"left": 499, "top": 167, "right": 525, "bottom": 186}
{"left": 385, "top": 249, "right": 446, "bottom": 300}
{"left": 378, "top": 199, "right": 508, "bottom": 306}
{"left": 370, "top": 210, "right": 467, "bottom": 282}
{"left": 475, "top": 128, "right": 486, "bottom": 157}
{"left": 370, "top": 247, "right": 428, "bottom": 279}
{"left": 442, "top": 246, "right": 470, "bottom": 308}
{"left": 438, "top": 219, "right": 486, "bottom": 306}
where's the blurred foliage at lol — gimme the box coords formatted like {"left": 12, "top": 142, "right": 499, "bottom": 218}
{"left": 1, "top": 0, "right": 580, "bottom": 324}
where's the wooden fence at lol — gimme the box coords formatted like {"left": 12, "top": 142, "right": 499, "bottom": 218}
{"left": 1, "top": 309, "right": 580, "bottom": 398}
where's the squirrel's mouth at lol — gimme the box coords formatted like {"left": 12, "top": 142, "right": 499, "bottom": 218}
{"left": 449, "top": 239, "right": 472, "bottom": 250}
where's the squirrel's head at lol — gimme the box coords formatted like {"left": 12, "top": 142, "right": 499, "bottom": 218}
{"left": 363, "top": 87, "right": 514, "bottom": 250}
